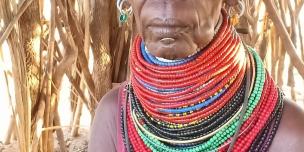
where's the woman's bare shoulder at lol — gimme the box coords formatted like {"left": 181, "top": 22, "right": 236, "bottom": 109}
{"left": 96, "top": 85, "right": 121, "bottom": 114}
{"left": 270, "top": 99, "right": 304, "bottom": 152}
{"left": 93, "top": 84, "right": 121, "bottom": 125}
{"left": 88, "top": 84, "right": 124, "bottom": 152}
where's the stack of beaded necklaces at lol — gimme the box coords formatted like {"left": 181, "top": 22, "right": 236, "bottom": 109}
{"left": 120, "top": 11, "right": 284, "bottom": 152}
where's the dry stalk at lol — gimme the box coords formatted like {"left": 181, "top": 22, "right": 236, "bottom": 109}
{"left": 3, "top": 62, "right": 25, "bottom": 151}
{"left": 31, "top": 96, "right": 46, "bottom": 152}
{"left": 1, "top": 49, "right": 15, "bottom": 145}
{"left": 263, "top": 0, "right": 304, "bottom": 79}
{"left": 43, "top": 0, "right": 56, "bottom": 151}
{"left": 0, "top": 0, "right": 34, "bottom": 46}
{"left": 43, "top": 3, "right": 80, "bottom": 151}
{"left": 4, "top": 116, "right": 15, "bottom": 145}
{"left": 53, "top": 13, "right": 78, "bottom": 89}
{"left": 287, "top": 0, "right": 297, "bottom": 100}
{"left": 54, "top": 111, "right": 67, "bottom": 152}
{"left": 83, "top": 0, "right": 91, "bottom": 59}
{"left": 277, "top": 38, "right": 286, "bottom": 87}
{"left": 113, "top": 25, "right": 127, "bottom": 82}
{"left": 295, "top": 0, "right": 304, "bottom": 19}
{"left": 65, "top": 71, "right": 94, "bottom": 115}
{"left": 299, "top": 20, "right": 304, "bottom": 60}
{"left": 1, "top": 0, "right": 30, "bottom": 150}
{"left": 70, "top": 0, "right": 91, "bottom": 136}
{"left": 56, "top": 0, "right": 97, "bottom": 104}
{"left": 71, "top": 83, "right": 84, "bottom": 136}
{"left": 52, "top": 31, "right": 92, "bottom": 114}
{"left": 270, "top": 26, "right": 279, "bottom": 81}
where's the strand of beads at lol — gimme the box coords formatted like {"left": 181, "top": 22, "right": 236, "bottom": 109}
{"left": 130, "top": 81, "right": 245, "bottom": 141}
{"left": 233, "top": 76, "right": 278, "bottom": 151}
{"left": 127, "top": 47, "right": 269, "bottom": 152}
{"left": 217, "top": 50, "right": 281, "bottom": 152}
{"left": 132, "top": 41, "right": 246, "bottom": 126}
{"left": 248, "top": 91, "right": 283, "bottom": 152}
{"left": 125, "top": 44, "right": 282, "bottom": 152}
{"left": 123, "top": 9, "right": 283, "bottom": 152}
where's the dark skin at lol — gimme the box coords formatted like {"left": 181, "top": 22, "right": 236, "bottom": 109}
{"left": 89, "top": 0, "right": 304, "bottom": 151}
{"left": 131, "top": 0, "right": 223, "bottom": 59}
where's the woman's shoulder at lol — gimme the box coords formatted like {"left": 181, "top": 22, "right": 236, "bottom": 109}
{"left": 97, "top": 83, "right": 122, "bottom": 111}
{"left": 270, "top": 99, "right": 304, "bottom": 152}
{"left": 88, "top": 82, "right": 126, "bottom": 152}
{"left": 93, "top": 83, "right": 124, "bottom": 123}
{"left": 94, "top": 82, "right": 128, "bottom": 117}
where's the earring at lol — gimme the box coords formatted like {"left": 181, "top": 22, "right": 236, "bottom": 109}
{"left": 117, "top": 0, "right": 132, "bottom": 23}
{"left": 228, "top": 0, "right": 245, "bottom": 26}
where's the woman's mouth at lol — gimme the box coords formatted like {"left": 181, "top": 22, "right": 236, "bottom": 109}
{"left": 146, "top": 18, "right": 192, "bottom": 44}
{"left": 160, "top": 37, "right": 176, "bottom": 45}
{"left": 147, "top": 26, "right": 190, "bottom": 45}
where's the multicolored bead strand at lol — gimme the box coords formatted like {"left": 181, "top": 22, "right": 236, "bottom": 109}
{"left": 119, "top": 10, "right": 284, "bottom": 152}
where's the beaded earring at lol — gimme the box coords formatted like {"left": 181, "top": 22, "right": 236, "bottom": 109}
{"left": 228, "top": 0, "right": 245, "bottom": 26}
{"left": 117, "top": 0, "right": 132, "bottom": 23}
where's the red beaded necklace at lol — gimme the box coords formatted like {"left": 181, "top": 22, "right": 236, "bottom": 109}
{"left": 130, "top": 11, "right": 246, "bottom": 124}
{"left": 218, "top": 73, "right": 279, "bottom": 152}
{"left": 121, "top": 10, "right": 283, "bottom": 152}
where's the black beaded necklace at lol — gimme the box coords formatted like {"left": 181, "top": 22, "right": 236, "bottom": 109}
{"left": 130, "top": 77, "right": 247, "bottom": 141}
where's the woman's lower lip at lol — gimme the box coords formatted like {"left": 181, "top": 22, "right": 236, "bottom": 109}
{"left": 160, "top": 38, "right": 176, "bottom": 44}
{"left": 148, "top": 26, "right": 189, "bottom": 39}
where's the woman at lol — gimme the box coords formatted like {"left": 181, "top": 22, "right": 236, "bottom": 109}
{"left": 89, "top": 0, "right": 304, "bottom": 151}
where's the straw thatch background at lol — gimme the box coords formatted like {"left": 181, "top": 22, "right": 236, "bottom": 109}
{"left": 0, "top": 0, "right": 303, "bottom": 151}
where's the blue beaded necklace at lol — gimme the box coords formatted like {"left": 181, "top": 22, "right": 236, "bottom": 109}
{"left": 140, "top": 41, "right": 200, "bottom": 66}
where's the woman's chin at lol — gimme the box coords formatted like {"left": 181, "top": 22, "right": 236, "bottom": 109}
{"left": 145, "top": 41, "right": 197, "bottom": 60}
